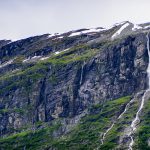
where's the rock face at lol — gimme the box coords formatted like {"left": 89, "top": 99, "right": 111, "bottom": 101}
{"left": 0, "top": 21, "right": 150, "bottom": 149}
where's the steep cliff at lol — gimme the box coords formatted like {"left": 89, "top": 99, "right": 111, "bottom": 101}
{"left": 0, "top": 21, "right": 150, "bottom": 150}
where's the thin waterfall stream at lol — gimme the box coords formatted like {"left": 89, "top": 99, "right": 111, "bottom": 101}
{"left": 101, "top": 97, "right": 135, "bottom": 144}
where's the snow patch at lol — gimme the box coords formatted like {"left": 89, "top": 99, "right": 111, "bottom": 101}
{"left": 144, "top": 25, "right": 150, "bottom": 29}
{"left": 47, "top": 33, "right": 60, "bottom": 38}
{"left": 40, "top": 56, "right": 50, "bottom": 61}
{"left": 23, "top": 48, "right": 70, "bottom": 63}
{"left": 32, "top": 56, "right": 42, "bottom": 59}
{"left": 12, "top": 68, "right": 20, "bottom": 73}
{"left": 69, "top": 28, "right": 106, "bottom": 37}
{"left": 57, "top": 36, "right": 64, "bottom": 39}
{"left": 48, "top": 34, "right": 64, "bottom": 40}
{"left": 112, "top": 23, "right": 130, "bottom": 38}
{"left": 55, "top": 48, "right": 70, "bottom": 55}
{"left": 132, "top": 24, "right": 142, "bottom": 31}
{"left": 82, "top": 28, "right": 106, "bottom": 34}
{"left": 55, "top": 51, "right": 60, "bottom": 55}
{"left": 23, "top": 56, "right": 42, "bottom": 63}
{"left": 0, "top": 59, "right": 14, "bottom": 69}
{"left": 22, "top": 57, "right": 30, "bottom": 63}
{"left": 69, "top": 32, "right": 82, "bottom": 37}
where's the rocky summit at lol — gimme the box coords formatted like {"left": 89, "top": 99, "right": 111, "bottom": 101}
{"left": 0, "top": 21, "right": 150, "bottom": 150}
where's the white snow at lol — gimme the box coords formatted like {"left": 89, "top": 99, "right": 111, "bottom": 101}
{"left": 32, "top": 56, "right": 42, "bottom": 59}
{"left": 48, "top": 22, "right": 131, "bottom": 39}
{"left": 132, "top": 24, "right": 142, "bottom": 31}
{"left": 55, "top": 48, "right": 70, "bottom": 55}
{"left": 62, "top": 48, "right": 70, "bottom": 52}
{"left": 55, "top": 51, "right": 61, "bottom": 55}
{"left": 112, "top": 23, "right": 130, "bottom": 38}
{"left": 40, "top": 56, "right": 50, "bottom": 61}
{"left": 144, "top": 25, "right": 150, "bottom": 29}
{"left": 0, "top": 59, "right": 14, "bottom": 69}
{"left": 12, "top": 68, "right": 20, "bottom": 73}
{"left": 22, "top": 57, "right": 30, "bottom": 63}
{"left": 69, "top": 32, "right": 82, "bottom": 37}
{"left": 23, "top": 48, "right": 70, "bottom": 63}
{"left": 47, "top": 34, "right": 55, "bottom": 38}
{"left": 23, "top": 56, "right": 42, "bottom": 63}
{"left": 6, "top": 41, "right": 12, "bottom": 45}
{"left": 82, "top": 28, "right": 106, "bottom": 34}
{"left": 47, "top": 33, "right": 60, "bottom": 38}
{"left": 57, "top": 36, "right": 64, "bottom": 39}
{"left": 48, "top": 34, "right": 64, "bottom": 40}
{"left": 69, "top": 28, "right": 106, "bottom": 37}
{"left": 41, "top": 48, "right": 70, "bottom": 60}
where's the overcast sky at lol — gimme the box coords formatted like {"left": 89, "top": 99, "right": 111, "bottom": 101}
{"left": 1, "top": 0, "right": 150, "bottom": 40}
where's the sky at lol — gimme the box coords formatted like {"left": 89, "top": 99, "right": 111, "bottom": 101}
{"left": 1, "top": 0, "right": 150, "bottom": 40}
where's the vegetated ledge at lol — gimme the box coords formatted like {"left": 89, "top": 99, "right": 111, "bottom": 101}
{"left": 0, "top": 44, "right": 99, "bottom": 95}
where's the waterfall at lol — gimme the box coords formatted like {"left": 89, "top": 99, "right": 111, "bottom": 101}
{"left": 101, "top": 123, "right": 115, "bottom": 144}
{"left": 118, "top": 98, "right": 135, "bottom": 119}
{"left": 128, "top": 32, "right": 150, "bottom": 150}
{"left": 80, "top": 61, "right": 85, "bottom": 85}
{"left": 101, "top": 97, "right": 135, "bottom": 144}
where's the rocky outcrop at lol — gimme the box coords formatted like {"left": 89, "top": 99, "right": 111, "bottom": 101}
{"left": 0, "top": 31, "right": 149, "bottom": 138}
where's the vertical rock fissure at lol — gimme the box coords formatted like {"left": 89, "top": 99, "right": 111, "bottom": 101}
{"left": 35, "top": 77, "right": 47, "bottom": 122}
{"left": 128, "top": 32, "right": 150, "bottom": 150}
{"left": 80, "top": 61, "right": 85, "bottom": 85}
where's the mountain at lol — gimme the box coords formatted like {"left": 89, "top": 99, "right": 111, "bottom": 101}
{"left": 0, "top": 21, "right": 150, "bottom": 150}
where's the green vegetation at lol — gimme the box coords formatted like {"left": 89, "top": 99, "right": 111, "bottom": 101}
{"left": 0, "top": 108, "right": 9, "bottom": 114}
{"left": 13, "top": 55, "right": 25, "bottom": 64}
{"left": 0, "top": 122, "right": 60, "bottom": 150}
{"left": 0, "top": 96, "right": 131, "bottom": 150}
{"left": 100, "top": 96, "right": 139, "bottom": 150}
{"left": 0, "top": 44, "right": 99, "bottom": 95}
{"left": 0, "top": 108, "right": 26, "bottom": 115}
{"left": 52, "top": 96, "right": 131, "bottom": 150}
{"left": 40, "top": 44, "right": 98, "bottom": 65}
{"left": 45, "top": 48, "right": 97, "bottom": 65}
{"left": 0, "top": 44, "right": 98, "bottom": 82}
{"left": 48, "top": 74, "right": 57, "bottom": 84}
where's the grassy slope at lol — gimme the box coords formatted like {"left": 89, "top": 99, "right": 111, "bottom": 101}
{"left": 0, "top": 122, "right": 61, "bottom": 150}
{"left": 52, "top": 96, "right": 131, "bottom": 150}
{"left": 0, "top": 96, "right": 131, "bottom": 150}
